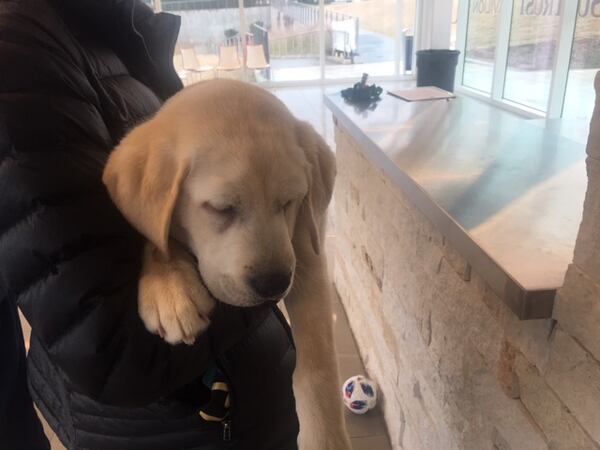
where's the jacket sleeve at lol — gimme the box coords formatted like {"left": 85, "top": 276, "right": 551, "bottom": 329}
{"left": 0, "top": 0, "right": 269, "bottom": 407}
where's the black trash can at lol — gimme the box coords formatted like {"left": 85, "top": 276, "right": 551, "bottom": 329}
{"left": 416, "top": 49, "right": 460, "bottom": 92}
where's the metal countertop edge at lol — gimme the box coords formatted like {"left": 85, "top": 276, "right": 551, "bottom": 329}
{"left": 324, "top": 95, "right": 556, "bottom": 320}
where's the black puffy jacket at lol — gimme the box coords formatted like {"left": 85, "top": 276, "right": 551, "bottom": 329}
{"left": 0, "top": 0, "right": 298, "bottom": 448}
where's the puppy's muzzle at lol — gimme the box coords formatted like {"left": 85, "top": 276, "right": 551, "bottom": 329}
{"left": 248, "top": 271, "right": 292, "bottom": 300}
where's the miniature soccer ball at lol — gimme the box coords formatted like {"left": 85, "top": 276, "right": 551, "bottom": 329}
{"left": 342, "top": 375, "right": 377, "bottom": 414}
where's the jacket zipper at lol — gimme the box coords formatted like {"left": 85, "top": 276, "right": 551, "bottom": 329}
{"left": 216, "top": 356, "right": 235, "bottom": 442}
{"left": 222, "top": 420, "right": 232, "bottom": 441}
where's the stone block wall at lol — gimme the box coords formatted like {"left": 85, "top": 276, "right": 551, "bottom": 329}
{"left": 332, "top": 72, "right": 600, "bottom": 450}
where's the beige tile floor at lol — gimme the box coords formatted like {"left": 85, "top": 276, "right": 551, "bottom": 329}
{"left": 20, "top": 84, "right": 392, "bottom": 450}
{"left": 277, "top": 83, "right": 393, "bottom": 449}
{"left": 332, "top": 296, "right": 393, "bottom": 449}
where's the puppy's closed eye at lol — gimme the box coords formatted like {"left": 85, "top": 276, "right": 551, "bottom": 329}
{"left": 202, "top": 202, "right": 238, "bottom": 230}
{"left": 203, "top": 202, "right": 238, "bottom": 216}
{"left": 280, "top": 199, "right": 294, "bottom": 213}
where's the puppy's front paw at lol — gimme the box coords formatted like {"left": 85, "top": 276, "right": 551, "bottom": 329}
{"left": 138, "top": 241, "right": 215, "bottom": 345}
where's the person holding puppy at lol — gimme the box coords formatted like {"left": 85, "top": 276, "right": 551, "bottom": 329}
{"left": 0, "top": 0, "right": 299, "bottom": 449}
{"left": 0, "top": 300, "right": 49, "bottom": 449}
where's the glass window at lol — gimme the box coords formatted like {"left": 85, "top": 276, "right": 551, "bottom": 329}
{"left": 254, "top": 0, "right": 321, "bottom": 82}
{"left": 462, "top": 0, "right": 501, "bottom": 93}
{"left": 160, "top": 0, "right": 246, "bottom": 85}
{"left": 324, "top": 0, "right": 415, "bottom": 79}
{"left": 503, "top": 0, "right": 561, "bottom": 111}
{"left": 562, "top": 1, "right": 600, "bottom": 120}
{"left": 147, "top": 0, "right": 415, "bottom": 84}
{"left": 157, "top": 0, "right": 323, "bottom": 85}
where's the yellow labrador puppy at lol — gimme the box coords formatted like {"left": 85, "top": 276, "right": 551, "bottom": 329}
{"left": 103, "top": 79, "right": 351, "bottom": 449}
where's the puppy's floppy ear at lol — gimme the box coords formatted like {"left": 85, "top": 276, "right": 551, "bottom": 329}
{"left": 295, "top": 121, "right": 336, "bottom": 255}
{"left": 102, "top": 119, "right": 190, "bottom": 257}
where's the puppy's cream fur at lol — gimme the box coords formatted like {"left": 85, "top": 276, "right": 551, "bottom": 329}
{"left": 103, "top": 79, "right": 350, "bottom": 449}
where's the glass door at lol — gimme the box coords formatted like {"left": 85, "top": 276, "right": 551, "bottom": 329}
{"left": 503, "top": 0, "right": 561, "bottom": 111}
{"left": 562, "top": 1, "right": 600, "bottom": 120}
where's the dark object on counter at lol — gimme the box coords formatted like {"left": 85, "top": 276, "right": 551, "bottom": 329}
{"left": 416, "top": 49, "right": 460, "bottom": 92}
{"left": 351, "top": 100, "right": 379, "bottom": 114}
{"left": 341, "top": 73, "right": 383, "bottom": 104}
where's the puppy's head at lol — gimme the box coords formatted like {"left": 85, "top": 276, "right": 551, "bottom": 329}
{"left": 103, "top": 79, "right": 335, "bottom": 307}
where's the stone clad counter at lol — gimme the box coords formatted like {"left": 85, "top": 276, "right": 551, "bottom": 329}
{"left": 325, "top": 91, "right": 587, "bottom": 319}
{"left": 328, "top": 76, "right": 600, "bottom": 450}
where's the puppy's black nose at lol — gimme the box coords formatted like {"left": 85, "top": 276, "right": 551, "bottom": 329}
{"left": 249, "top": 271, "right": 292, "bottom": 299}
